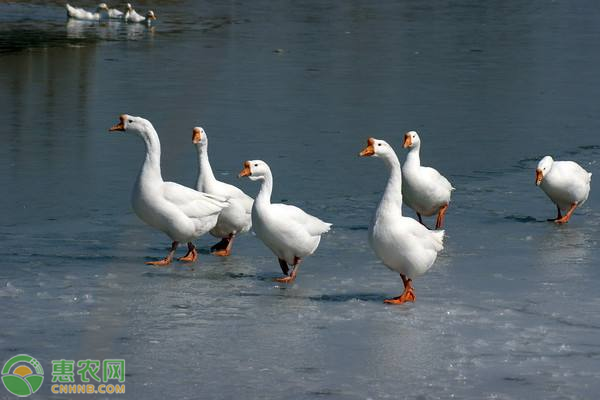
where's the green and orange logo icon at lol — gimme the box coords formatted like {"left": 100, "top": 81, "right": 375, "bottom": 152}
{"left": 2, "top": 355, "right": 44, "bottom": 397}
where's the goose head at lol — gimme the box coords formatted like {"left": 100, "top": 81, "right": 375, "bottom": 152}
{"left": 536, "top": 156, "right": 554, "bottom": 186}
{"left": 109, "top": 114, "right": 153, "bottom": 136}
{"left": 359, "top": 137, "right": 395, "bottom": 158}
{"left": 403, "top": 130, "right": 420, "bottom": 148}
{"left": 126, "top": 3, "right": 133, "bottom": 11}
{"left": 97, "top": 3, "right": 109, "bottom": 11}
{"left": 147, "top": 10, "right": 157, "bottom": 20}
{"left": 192, "top": 127, "right": 207, "bottom": 146}
{"left": 239, "top": 160, "right": 270, "bottom": 181}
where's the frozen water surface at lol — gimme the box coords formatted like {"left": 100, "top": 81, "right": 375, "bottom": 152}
{"left": 1, "top": 1, "right": 599, "bottom": 399}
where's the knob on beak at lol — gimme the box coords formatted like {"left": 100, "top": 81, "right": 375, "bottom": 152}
{"left": 239, "top": 161, "right": 252, "bottom": 177}
{"left": 359, "top": 138, "right": 375, "bottom": 157}
{"left": 192, "top": 127, "right": 202, "bottom": 144}
{"left": 535, "top": 169, "right": 543, "bottom": 186}
{"left": 109, "top": 114, "right": 126, "bottom": 132}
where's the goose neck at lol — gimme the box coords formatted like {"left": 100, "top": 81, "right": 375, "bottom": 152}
{"left": 196, "top": 143, "right": 216, "bottom": 189}
{"left": 377, "top": 152, "right": 403, "bottom": 217}
{"left": 255, "top": 171, "right": 273, "bottom": 207}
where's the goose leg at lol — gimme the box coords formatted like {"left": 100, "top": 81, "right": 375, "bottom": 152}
{"left": 146, "top": 241, "right": 178, "bottom": 266}
{"left": 547, "top": 205, "right": 563, "bottom": 222}
{"left": 178, "top": 242, "right": 198, "bottom": 262}
{"left": 212, "top": 234, "right": 235, "bottom": 257}
{"left": 274, "top": 257, "right": 301, "bottom": 283}
{"left": 384, "top": 273, "right": 416, "bottom": 304}
{"left": 555, "top": 203, "right": 577, "bottom": 224}
{"left": 416, "top": 212, "right": 431, "bottom": 229}
{"left": 277, "top": 258, "right": 289, "bottom": 276}
{"left": 435, "top": 204, "right": 448, "bottom": 230}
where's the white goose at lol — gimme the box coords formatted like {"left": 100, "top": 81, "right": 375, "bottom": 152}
{"left": 100, "top": 2, "right": 130, "bottom": 19}
{"left": 193, "top": 127, "right": 253, "bottom": 256}
{"left": 360, "top": 138, "right": 444, "bottom": 304}
{"left": 239, "top": 160, "right": 331, "bottom": 283}
{"left": 535, "top": 156, "right": 592, "bottom": 223}
{"left": 125, "top": 6, "right": 156, "bottom": 23}
{"left": 66, "top": 3, "right": 107, "bottom": 20}
{"left": 109, "top": 115, "right": 229, "bottom": 265}
{"left": 402, "top": 131, "right": 454, "bottom": 229}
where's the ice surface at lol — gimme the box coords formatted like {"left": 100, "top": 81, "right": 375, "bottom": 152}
{"left": 1, "top": 1, "right": 600, "bottom": 399}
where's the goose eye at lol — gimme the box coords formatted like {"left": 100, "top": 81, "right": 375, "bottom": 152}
{"left": 377, "top": 143, "right": 382, "bottom": 146}
{"left": 128, "top": 119, "right": 133, "bottom": 123}
{"left": 254, "top": 163, "right": 258, "bottom": 167}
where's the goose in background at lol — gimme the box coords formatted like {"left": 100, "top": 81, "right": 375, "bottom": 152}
{"left": 66, "top": 3, "right": 107, "bottom": 20}
{"left": 536, "top": 155, "right": 592, "bottom": 223}
{"left": 193, "top": 127, "right": 253, "bottom": 256}
{"left": 402, "top": 131, "right": 454, "bottom": 229}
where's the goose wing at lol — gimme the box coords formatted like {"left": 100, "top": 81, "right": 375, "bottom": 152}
{"left": 271, "top": 204, "right": 331, "bottom": 236}
{"left": 163, "top": 182, "right": 229, "bottom": 218}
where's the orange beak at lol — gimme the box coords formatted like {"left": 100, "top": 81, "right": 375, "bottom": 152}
{"left": 359, "top": 138, "right": 375, "bottom": 157}
{"left": 192, "top": 128, "right": 202, "bottom": 144}
{"left": 535, "top": 169, "right": 543, "bottom": 186}
{"left": 238, "top": 161, "right": 252, "bottom": 178}
{"left": 403, "top": 133, "right": 412, "bottom": 148}
{"left": 109, "top": 114, "right": 126, "bottom": 132}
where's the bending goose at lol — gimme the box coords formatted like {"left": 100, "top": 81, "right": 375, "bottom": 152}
{"left": 535, "top": 156, "right": 592, "bottom": 223}
{"left": 402, "top": 131, "right": 454, "bottom": 229}
{"left": 239, "top": 160, "right": 331, "bottom": 283}
{"left": 125, "top": 6, "right": 156, "bottom": 23}
{"left": 100, "top": 2, "right": 130, "bottom": 19}
{"left": 193, "top": 127, "right": 253, "bottom": 256}
{"left": 109, "top": 115, "right": 229, "bottom": 265}
{"left": 66, "top": 3, "right": 107, "bottom": 20}
{"left": 360, "top": 138, "right": 444, "bottom": 304}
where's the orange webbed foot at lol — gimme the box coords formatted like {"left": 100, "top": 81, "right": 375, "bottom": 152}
{"left": 177, "top": 249, "right": 198, "bottom": 263}
{"left": 273, "top": 276, "right": 296, "bottom": 283}
{"left": 212, "top": 249, "right": 231, "bottom": 257}
{"left": 384, "top": 288, "right": 416, "bottom": 304}
{"left": 145, "top": 258, "right": 172, "bottom": 267}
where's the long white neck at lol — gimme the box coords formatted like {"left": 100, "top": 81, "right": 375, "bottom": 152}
{"left": 255, "top": 170, "right": 273, "bottom": 208}
{"left": 376, "top": 152, "right": 403, "bottom": 218}
{"left": 404, "top": 142, "right": 421, "bottom": 168}
{"left": 137, "top": 125, "right": 163, "bottom": 183}
{"left": 195, "top": 142, "right": 216, "bottom": 191}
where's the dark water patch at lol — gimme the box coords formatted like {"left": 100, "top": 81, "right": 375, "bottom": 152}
{"left": 503, "top": 376, "right": 529, "bottom": 384}
{"left": 309, "top": 293, "right": 383, "bottom": 303}
{"left": 504, "top": 215, "right": 539, "bottom": 223}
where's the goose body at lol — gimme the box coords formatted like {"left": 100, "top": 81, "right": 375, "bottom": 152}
{"left": 125, "top": 7, "right": 156, "bottom": 23}
{"left": 536, "top": 156, "right": 592, "bottom": 223}
{"left": 239, "top": 160, "right": 331, "bottom": 282}
{"left": 109, "top": 114, "right": 229, "bottom": 265}
{"left": 360, "top": 138, "right": 444, "bottom": 304}
{"left": 66, "top": 3, "right": 104, "bottom": 20}
{"left": 104, "top": 4, "right": 126, "bottom": 19}
{"left": 193, "top": 127, "right": 253, "bottom": 255}
{"left": 402, "top": 131, "right": 454, "bottom": 229}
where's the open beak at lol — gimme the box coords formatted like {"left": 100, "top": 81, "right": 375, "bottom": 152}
{"left": 359, "top": 138, "right": 375, "bottom": 157}
{"left": 238, "top": 161, "right": 252, "bottom": 178}
{"left": 403, "top": 134, "right": 412, "bottom": 148}
{"left": 535, "top": 169, "right": 543, "bottom": 186}
{"left": 192, "top": 128, "right": 201, "bottom": 144}
{"left": 109, "top": 115, "right": 126, "bottom": 132}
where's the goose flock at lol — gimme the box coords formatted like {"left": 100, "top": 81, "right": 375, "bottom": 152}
{"left": 109, "top": 114, "right": 592, "bottom": 305}
{"left": 66, "top": 3, "right": 157, "bottom": 24}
